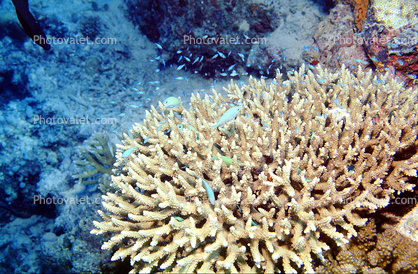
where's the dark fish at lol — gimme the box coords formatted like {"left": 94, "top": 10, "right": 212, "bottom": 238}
{"left": 11, "top": 0, "right": 51, "bottom": 50}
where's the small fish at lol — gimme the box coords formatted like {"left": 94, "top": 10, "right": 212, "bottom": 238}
{"left": 184, "top": 56, "right": 191, "bottom": 62}
{"left": 143, "top": 136, "right": 150, "bottom": 143}
{"left": 317, "top": 78, "right": 326, "bottom": 84}
{"left": 135, "top": 81, "right": 142, "bottom": 85}
{"left": 192, "top": 57, "right": 199, "bottom": 64}
{"left": 163, "top": 97, "right": 180, "bottom": 108}
{"left": 211, "top": 54, "right": 219, "bottom": 59}
{"left": 211, "top": 155, "right": 244, "bottom": 166}
{"left": 230, "top": 70, "right": 239, "bottom": 77}
{"left": 386, "top": 42, "right": 399, "bottom": 48}
{"left": 178, "top": 56, "right": 183, "bottom": 62}
{"left": 177, "top": 64, "right": 186, "bottom": 70}
{"left": 127, "top": 104, "right": 139, "bottom": 108}
{"left": 238, "top": 53, "right": 245, "bottom": 62}
{"left": 354, "top": 59, "right": 368, "bottom": 64}
{"left": 220, "top": 72, "right": 228, "bottom": 77}
{"left": 118, "top": 113, "right": 126, "bottom": 117}
{"left": 172, "top": 76, "right": 188, "bottom": 82}
{"left": 397, "top": 60, "right": 404, "bottom": 66}
{"left": 217, "top": 51, "right": 226, "bottom": 58}
{"left": 176, "top": 50, "right": 182, "bottom": 54}
{"left": 228, "top": 64, "right": 236, "bottom": 71}
{"left": 155, "top": 43, "right": 163, "bottom": 50}
{"left": 407, "top": 74, "right": 417, "bottom": 79}
{"left": 173, "top": 216, "right": 184, "bottom": 222}
{"left": 191, "top": 173, "right": 215, "bottom": 206}
{"left": 199, "top": 56, "right": 204, "bottom": 63}
{"left": 210, "top": 106, "right": 242, "bottom": 130}
{"left": 122, "top": 146, "right": 139, "bottom": 158}
{"left": 370, "top": 57, "right": 379, "bottom": 62}
{"left": 135, "top": 91, "right": 145, "bottom": 94}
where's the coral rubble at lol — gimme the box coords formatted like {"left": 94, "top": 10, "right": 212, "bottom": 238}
{"left": 91, "top": 65, "right": 418, "bottom": 273}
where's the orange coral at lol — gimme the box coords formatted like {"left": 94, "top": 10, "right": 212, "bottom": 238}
{"left": 350, "top": 0, "right": 369, "bottom": 30}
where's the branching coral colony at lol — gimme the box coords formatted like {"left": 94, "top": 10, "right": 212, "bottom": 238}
{"left": 91, "top": 65, "right": 418, "bottom": 273}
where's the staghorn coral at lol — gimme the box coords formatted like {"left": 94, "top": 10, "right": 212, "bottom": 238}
{"left": 91, "top": 65, "right": 418, "bottom": 273}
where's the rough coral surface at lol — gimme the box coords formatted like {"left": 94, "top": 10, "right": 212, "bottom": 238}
{"left": 372, "top": 0, "right": 418, "bottom": 29}
{"left": 309, "top": 4, "right": 370, "bottom": 73}
{"left": 317, "top": 220, "right": 418, "bottom": 273}
{"left": 91, "top": 65, "right": 418, "bottom": 273}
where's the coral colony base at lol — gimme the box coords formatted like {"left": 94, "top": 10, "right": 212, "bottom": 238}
{"left": 91, "top": 65, "right": 418, "bottom": 273}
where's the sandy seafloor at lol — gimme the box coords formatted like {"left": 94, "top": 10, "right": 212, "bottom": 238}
{"left": 0, "top": 0, "right": 330, "bottom": 272}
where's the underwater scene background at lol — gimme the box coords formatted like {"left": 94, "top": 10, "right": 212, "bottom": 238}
{"left": 0, "top": 0, "right": 418, "bottom": 273}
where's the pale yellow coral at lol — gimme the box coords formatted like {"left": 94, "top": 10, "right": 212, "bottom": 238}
{"left": 372, "top": 0, "right": 418, "bottom": 29}
{"left": 91, "top": 65, "right": 418, "bottom": 273}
